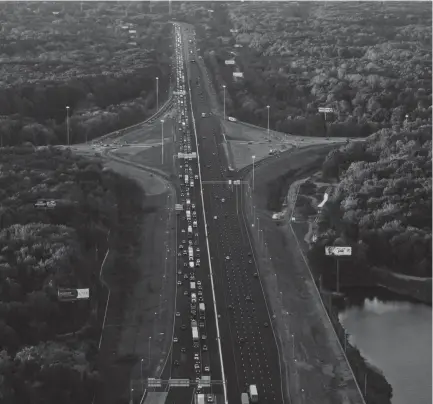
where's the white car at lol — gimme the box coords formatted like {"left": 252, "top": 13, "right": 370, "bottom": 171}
{"left": 176, "top": 312, "right": 181, "bottom": 317}
{"left": 173, "top": 337, "right": 178, "bottom": 343}
{"left": 204, "top": 366, "right": 210, "bottom": 372}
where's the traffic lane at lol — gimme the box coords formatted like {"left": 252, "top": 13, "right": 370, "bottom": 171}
{"left": 209, "top": 188, "right": 273, "bottom": 391}
{"left": 201, "top": 179, "right": 284, "bottom": 402}
{"left": 189, "top": 27, "right": 282, "bottom": 401}
{"left": 194, "top": 188, "right": 222, "bottom": 384}
{"left": 203, "top": 189, "right": 243, "bottom": 401}
{"left": 223, "top": 193, "right": 284, "bottom": 402}
{"left": 188, "top": 76, "right": 222, "bottom": 385}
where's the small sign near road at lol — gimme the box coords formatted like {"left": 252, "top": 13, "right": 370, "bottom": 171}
{"left": 34, "top": 199, "right": 56, "bottom": 209}
{"left": 318, "top": 107, "right": 334, "bottom": 113}
{"left": 58, "top": 288, "right": 90, "bottom": 301}
{"left": 225, "top": 59, "right": 235, "bottom": 65}
{"left": 325, "top": 246, "right": 352, "bottom": 256}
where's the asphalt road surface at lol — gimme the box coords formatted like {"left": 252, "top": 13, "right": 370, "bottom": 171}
{"left": 161, "top": 23, "right": 223, "bottom": 404}
{"left": 184, "top": 27, "right": 286, "bottom": 404}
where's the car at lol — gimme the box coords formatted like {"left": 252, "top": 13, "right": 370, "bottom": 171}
{"left": 177, "top": 281, "right": 182, "bottom": 285}
{"left": 204, "top": 366, "right": 210, "bottom": 372}
{"left": 181, "top": 324, "right": 186, "bottom": 330}
{"left": 184, "top": 290, "right": 189, "bottom": 296}
{"left": 221, "top": 198, "right": 225, "bottom": 202}
{"left": 197, "top": 281, "right": 201, "bottom": 286}
{"left": 214, "top": 216, "right": 217, "bottom": 220}
{"left": 194, "top": 353, "right": 199, "bottom": 360}
{"left": 176, "top": 312, "right": 181, "bottom": 317}
{"left": 225, "top": 256, "right": 230, "bottom": 260}
{"left": 177, "top": 252, "right": 182, "bottom": 257}
{"left": 246, "top": 296, "right": 251, "bottom": 301}
{"left": 201, "top": 334, "right": 207, "bottom": 340}
{"left": 184, "top": 274, "right": 188, "bottom": 279}
{"left": 182, "top": 239, "right": 186, "bottom": 244}
{"left": 190, "top": 274, "right": 195, "bottom": 280}
{"left": 181, "top": 229, "right": 185, "bottom": 233}
{"left": 248, "top": 259, "right": 252, "bottom": 264}
{"left": 264, "top": 322, "right": 269, "bottom": 327}
{"left": 202, "top": 344, "right": 208, "bottom": 351}
{"left": 196, "top": 248, "right": 200, "bottom": 253}
{"left": 184, "top": 263, "right": 188, "bottom": 267}
{"left": 194, "top": 240, "right": 199, "bottom": 246}
{"left": 253, "top": 272, "right": 258, "bottom": 278}
{"left": 178, "top": 270, "right": 182, "bottom": 275}
{"left": 239, "top": 337, "right": 244, "bottom": 343}
{"left": 198, "top": 285, "right": 202, "bottom": 290}
{"left": 207, "top": 395, "right": 214, "bottom": 403}
{"left": 193, "top": 341, "right": 199, "bottom": 348}
{"left": 179, "top": 244, "right": 183, "bottom": 249}
{"left": 199, "top": 296, "right": 204, "bottom": 302}
{"left": 181, "top": 347, "right": 186, "bottom": 353}
{"left": 183, "top": 250, "right": 187, "bottom": 256}
{"left": 199, "top": 322, "right": 205, "bottom": 328}
{"left": 198, "top": 291, "right": 202, "bottom": 296}
{"left": 228, "top": 304, "right": 233, "bottom": 310}
{"left": 173, "top": 337, "right": 178, "bottom": 343}
{"left": 174, "top": 360, "right": 179, "bottom": 366}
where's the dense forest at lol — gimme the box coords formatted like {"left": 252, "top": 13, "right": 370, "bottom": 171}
{"left": 178, "top": 2, "right": 432, "bottom": 138}
{"left": 0, "top": 2, "right": 173, "bottom": 147}
{"left": 309, "top": 125, "right": 432, "bottom": 280}
{"left": 0, "top": 146, "right": 144, "bottom": 403}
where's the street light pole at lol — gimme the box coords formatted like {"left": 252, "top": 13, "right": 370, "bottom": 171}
{"left": 223, "top": 85, "right": 226, "bottom": 121}
{"left": 156, "top": 77, "right": 159, "bottom": 113}
{"left": 266, "top": 105, "right": 270, "bottom": 139}
{"left": 161, "top": 119, "right": 165, "bottom": 164}
{"left": 140, "top": 359, "right": 144, "bottom": 393}
{"left": 148, "top": 336, "right": 152, "bottom": 370}
{"left": 66, "top": 106, "right": 70, "bottom": 146}
{"left": 252, "top": 155, "right": 256, "bottom": 191}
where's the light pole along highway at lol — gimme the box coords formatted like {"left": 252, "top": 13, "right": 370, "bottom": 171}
{"left": 223, "top": 84, "right": 226, "bottom": 122}
{"left": 266, "top": 105, "right": 270, "bottom": 139}
{"left": 160, "top": 119, "right": 165, "bottom": 164}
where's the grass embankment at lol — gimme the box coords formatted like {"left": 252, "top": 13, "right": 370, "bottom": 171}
{"left": 265, "top": 161, "right": 393, "bottom": 404}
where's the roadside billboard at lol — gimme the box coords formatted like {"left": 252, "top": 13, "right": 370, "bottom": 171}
{"left": 325, "top": 246, "right": 352, "bottom": 256}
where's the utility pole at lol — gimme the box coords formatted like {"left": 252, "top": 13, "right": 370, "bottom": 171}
{"left": 156, "top": 77, "right": 160, "bottom": 112}
{"left": 252, "top": 155, "right": 256, "bottom": 191}
{"left": 66, "top": 106, "right": 70, "bottom": 146}
{"left": 266, "top": 105, "right": 270, "bottom": 139}
{"left": 223, "top": 85, "right": 226, "bottom": 122}
{"left": 161, "top": 119, "right": 165, "bottom": 164}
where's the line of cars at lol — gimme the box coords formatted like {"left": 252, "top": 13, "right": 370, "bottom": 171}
{"left": 172, "top": 24, "right": 214, "bottom": 403}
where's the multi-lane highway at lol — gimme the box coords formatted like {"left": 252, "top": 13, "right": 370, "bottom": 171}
{"left": 159, "top": 23, "right": 223, "bottom": 404}
{"left": 142, "top": 21, "right": 286, "bottom": 404}
{"left": 183, "top": 25, "right": 286, "bottom": 404}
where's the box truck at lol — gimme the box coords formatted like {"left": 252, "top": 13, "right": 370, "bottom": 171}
{"left": 249, "top": 385, "right": 258, "bottom": 403}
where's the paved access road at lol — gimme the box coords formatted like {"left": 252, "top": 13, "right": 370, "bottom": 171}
{"left": 183, "top": 26, "right": 287, "bottom": 404}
